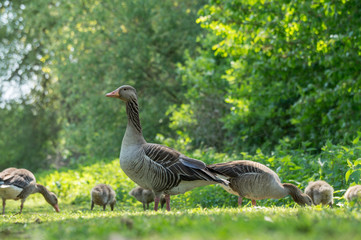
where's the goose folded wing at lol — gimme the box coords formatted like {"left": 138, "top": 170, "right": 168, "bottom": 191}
{"left": 4, "top": 170, "right": 35, "bottom": 189}
{"left": 208, "top": 161, "right": 265, "bottom": 178}
{"left": 143, "top": 143, "right": 182, "bottom": 168}
{"left": 143, "top": 144, "right": 226, "bottom": 184}
{"left": 0, "top": 167, "right": 17, "bottom": 181}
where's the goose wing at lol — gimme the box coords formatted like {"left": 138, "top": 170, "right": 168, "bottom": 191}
{"left": 143, "top": 143, "right": 227, "bottom": 184}
{"left": 0, "top": 167, "right": 18, "bottom": 182}
{"left": 1, "top": 168, "right": 36, "bottom": 189}
{"left": 208, "top": 160, "right": 277, "bottom": 179}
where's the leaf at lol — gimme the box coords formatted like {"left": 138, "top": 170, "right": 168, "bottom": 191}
{"left": 354, "top": 158, "right": 361, "bottom": 166}
{"left": 342, "top": 146, "right": 350, "bottom": 152}
{"left": 352, "top": 137, "right": 359, "bottom": 145}
{"left": 346, "top": 159, "right": 353, "bottom": 168}
{"left": 345, "top": 169, "right": 352, "bottom": 182}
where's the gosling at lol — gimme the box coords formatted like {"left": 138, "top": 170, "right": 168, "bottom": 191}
{"left": 129, "top": 186, "right": 166, "bottom": 210}
{"left": 91, "top": 184, "right": 116, "bottom": 211}
{"left": 305, "top": 180, "right": 334, "bottom": 207}
{"left": 344, "top": 185, "right": 361, "bottom": 205}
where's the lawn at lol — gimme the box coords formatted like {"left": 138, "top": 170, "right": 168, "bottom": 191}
{"left": 1, "top": 158, "right": 360, "bottom": 240}
{"left": 1, "top": 199, "right": 361, "bottom": 240}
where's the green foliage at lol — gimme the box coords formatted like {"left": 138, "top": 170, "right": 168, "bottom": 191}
{"left": 38, "top": 160, "right": 138, "bottom": 207}
{"left": 170, "top": 0, "right": 361, "bottom": 153}
{"left": 168, "top": 41, "right": 231, "bottom": 149}
{"left": 0, "top": 0, "right": 205, "bottom": 166}
{"left": 0, "top": 100, "right": 60, "bottom": 171}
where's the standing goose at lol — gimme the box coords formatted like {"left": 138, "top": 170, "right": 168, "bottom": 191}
{"left": 305, "top": 180, "right": 333, "bottom": 207}
{"left": 106, "top": 85, "right": 227, "bottom": 211}
{"left": 0, "top": 168, "right": 60, "bottom": 214}
{"left": 208, "top": 160, "right": 312, "bottom": 206}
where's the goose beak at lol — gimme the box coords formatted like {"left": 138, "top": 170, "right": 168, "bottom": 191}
{"left": 53, "top": 204, "right": 60, "bottom": 212}
{"left": 106, "top": 88, "right": 120, "bottom": 98}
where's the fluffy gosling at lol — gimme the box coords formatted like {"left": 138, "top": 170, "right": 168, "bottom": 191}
{"left": 305, "top": 180, "right": 334, "bottom": 207}
{"left": 91, "top": 184, "right": 116, "bottom": 211}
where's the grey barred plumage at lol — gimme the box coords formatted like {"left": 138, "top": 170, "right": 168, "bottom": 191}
{"left": 126, "top": 98, "right": 142, "bottom": 133}
{"left": 208, "top": 160, "right": 312, "bottom": 206}
{"left": 106, "top": 85, "right": 228, "bottom": 211}
{"left": 0, "top": 168, "right": 60, "bottom": 214}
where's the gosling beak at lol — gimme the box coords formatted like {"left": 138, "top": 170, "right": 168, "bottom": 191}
{"left": 53, "top": 204, "right": 60, "bottom": 212}
{"left": 106, "top": 88, "right": 120, "bottom": 98}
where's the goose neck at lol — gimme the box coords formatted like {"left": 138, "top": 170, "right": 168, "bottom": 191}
{"left": 35, "top": 184, "right": 52, "bottom": 201}
{"left": 123, "top": 98, "right": 146, "bottom": 145}
{"left": 283, "top": 183, "right": 304, "bottom": 204}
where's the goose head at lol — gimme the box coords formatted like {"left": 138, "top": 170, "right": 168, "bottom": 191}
{"left": 297, "top": 193, "right": 313, "bottom": 206}
{"left": 106, "top": 85, "right": 137, "bottom": 102}
{"left": 46, "top": 192, "right": 60, "bottom": 212}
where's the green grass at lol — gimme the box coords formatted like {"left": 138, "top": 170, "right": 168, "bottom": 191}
{"left": 1, "top": 200, "right": 361, "bottom": 240}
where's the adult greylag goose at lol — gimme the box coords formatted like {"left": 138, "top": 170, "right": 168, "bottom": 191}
{"left": 344, "top": 185, "right": 361, "bottom": 204}
{"left": 106, "top": 85, "right": 228, "bottom": 211}
{"left": 305, "top": 180, "right": 333, "bottom": 207}
{"left": 208, "top": 160, "right": 312, "bottom": 206}
{"left": 0, "top": 167, "right": 60, "bottom": 214}
{"left": 91, "top": 184, "right": 116, "bottom": 211}
{"left": 129, "top": 186, "right": 166, "bottom": 210}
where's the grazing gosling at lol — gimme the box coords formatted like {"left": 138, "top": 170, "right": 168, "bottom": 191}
{"left": 129, "top": 186, "right": 166, "bottom": 210}
{"left": 344, "top": 185, "right": 361, "bottom": 205}
{"left": 305, "top": 180, "right": 334, "bottom": 207}
{"left": 91, "top": 184, "right": 116, "bottom": 211}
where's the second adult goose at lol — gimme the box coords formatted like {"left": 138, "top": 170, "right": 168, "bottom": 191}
{"left": 0, "top": 168, "right": 60, "bottom": 214}
{"left": 208, "top": 160, "right": 312, "bottom": 206}
{"left": 106, "top": 85, "right": 227, "bottom": 211}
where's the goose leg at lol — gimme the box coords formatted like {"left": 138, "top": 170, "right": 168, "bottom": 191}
{"left": 91, "top": 201, "right": 94, "bottom": 210}
{"left": 143, "top": 203, "right": 146, "bottom": 211}
{"left": 251, "top": 200, "right": 257, "bottom": 206}
{"left": 237, "top": 197, "right": 243, "bottom": 207}
{"left": 164, "top": 194, "right": 171, "bottom": 211}
{"left": 19, "top": 199, "right": 26, "bottom": 214}
{"left": 146, "top": 203, "right": 149, "bottom": 210}
{"left": 2, "top": 199, "right": 5, "bottom": 214}
{"left": 103, "top": 205, "right": 106, "bottom": 211}
{"left": 154, "top": 197, "right": 160, "bottom": 211}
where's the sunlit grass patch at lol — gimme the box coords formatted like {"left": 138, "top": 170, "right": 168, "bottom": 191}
{"left": 1, "top": 204, "right": 361, "bottom": 240}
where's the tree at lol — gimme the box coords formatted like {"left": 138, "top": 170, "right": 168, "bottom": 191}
{"left": 0, "top": 0, "right": 206, "bottom": 167}
{"left": 171, "top": 0, "right": 361, "bottom": 152}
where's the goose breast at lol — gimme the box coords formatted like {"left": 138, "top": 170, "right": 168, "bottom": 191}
{"left": 0, "top": 185, "right": 23, "bottom": 200}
